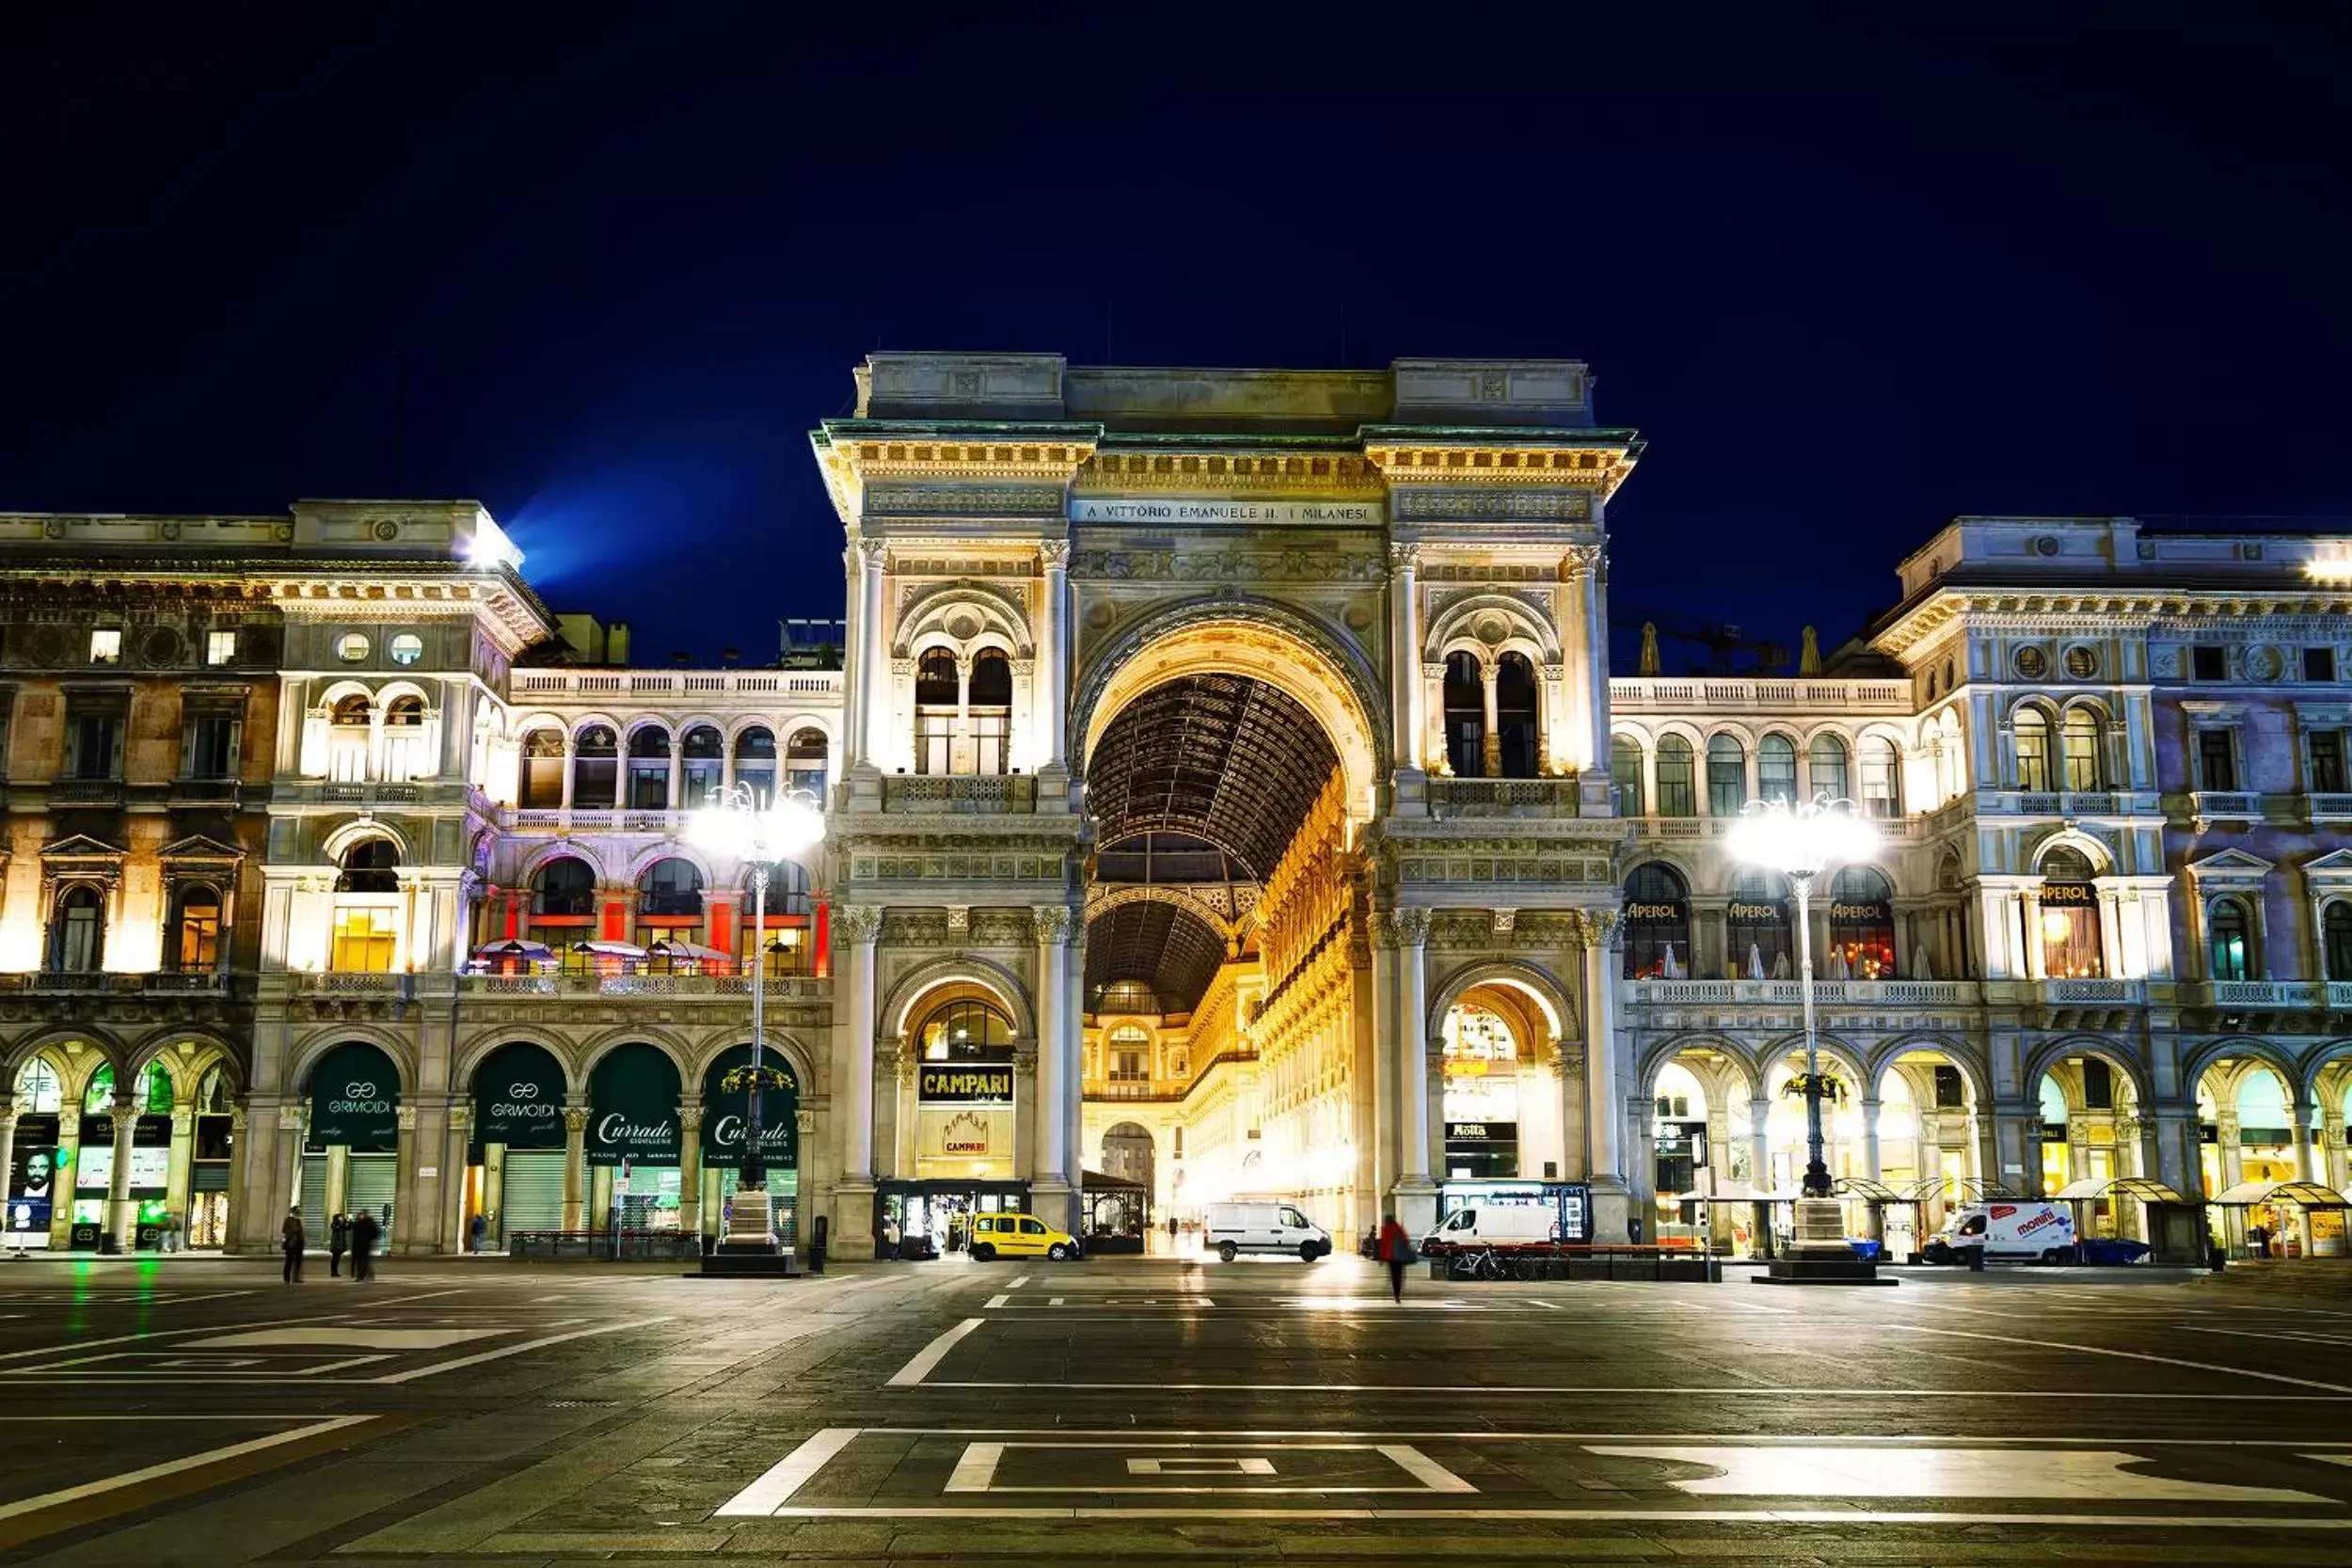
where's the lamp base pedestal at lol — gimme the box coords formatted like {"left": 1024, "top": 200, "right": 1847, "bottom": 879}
{"left": 698, "top": 1190, "right": 798, "bottom": 1278}
{"left": 1755, "top": 1196, "right": 1897, "bottom": 1287}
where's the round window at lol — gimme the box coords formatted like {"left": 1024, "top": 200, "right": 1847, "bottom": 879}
{"left": 2063, "top": 645, "right": 2097, "bottom": 679}
{"left": 335, "top": 632, "right": 370, "bottom": 663}
{"left": 2012, "top": 645, "right": 2048, "bottom": 680}
{"left": 389, "top": 633, "right": 423, "bottom": 666}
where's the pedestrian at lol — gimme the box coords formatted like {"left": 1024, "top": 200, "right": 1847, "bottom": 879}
{"left": 1378, "top": 1212, "right": 1413, "bottom": 1303}
{"left": 1168, "top": 1214, "right": 1179, "bottom": 1244}
{"left": 352, "top": 1211, "right": 378, "bottom": 1280}
{"left": 469, "top": 1212, "right": 487, "bottom": 1255}
{"left": 328, "top": 1212, "right": 349, "bottom": 1277}
{"left": 882, "top": 1215, "right": 901, "bottom": 1260}
{"left": 281, "top": 1206, "right": 306, "bottom": 1284}
{"left": 158, "top": 1212, "right": 178, "bottom": 1253}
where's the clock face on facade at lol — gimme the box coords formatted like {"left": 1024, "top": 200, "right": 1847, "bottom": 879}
{"left": 2064, "top": 645, "right": 2097, "bottom": 679}
{"left": 2013, "top": 645, "right": 2048, "bottom": 680}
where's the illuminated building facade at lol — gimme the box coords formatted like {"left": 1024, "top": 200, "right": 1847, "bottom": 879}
{"left": 5, "top": 359, "right": 2350, "bottom": 1263}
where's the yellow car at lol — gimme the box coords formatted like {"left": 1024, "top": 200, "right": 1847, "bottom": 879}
{"left": 968, "top": 1212, "right": 1082, "bottom": 1261}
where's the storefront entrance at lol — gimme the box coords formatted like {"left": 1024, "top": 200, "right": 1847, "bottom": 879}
{"left": 877, "top": 1179, "right": 1029, "bottom": 1255}
{"left": 304, "top": 1041, "right": 401, "bottom": 1249}
{"left": 588, "top": 1044, "right": 683, "bottom": 1232}
{"left": 470, "top": 1041, "right": 568, "bottom": 1244}
{"left": 702, "top": 1044, "right": 799, "bottom": 1247}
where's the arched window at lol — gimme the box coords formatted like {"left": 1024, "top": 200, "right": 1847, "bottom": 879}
{"left": 786, "top": 727, "right": 829, "bottom": 800}
{"left": 914, "top": 651, "right": 958, "bottom": 775}
{"left": 2326, "top": 902, "right": 2352, "bottom": 982}
{"left": 919, "top": 998, "right": 1013, "bottom": 1061}
{"left": 1656, "top": 735, "right": 1696, "bottom": 817}
{"left": 572, "top": 724, "right": 618, "bottom": 808}
{"left": 1809, "top": 733, "right": 1850, "bottom": 800}
{"left": 82, "top": 1063, "right": 117, "bottom": 1115}
{"left": 1495, "top": 652, "right": 1539, "bottom": 778}
{"left": 1828, "top": 865, "right": 1898, "bottom": 978}
{"left": 637, "top": 859, "right": 704, "bottom": 919}
{"left": 50, "top": 885, "right": 104, "bottom": 973}
{"left": 1610, "top": 736, "right": 1645, "bottom": 816}
{"left": 13, "top": 1056, "right": 63, "bottom": 1114}
{"left": 1706, "top": 735, "right": 1747, "bottom": 816}
{"left": 1440, "top": 1003, "right": 1521, "bottom": 1178}
{"left": 1442, "top": 653, "right": 1485, "bottom": 778}
{"left": 2013, "top": 706, "right": 2051, "bottom": 791}
{"left": 739, "top": 860, "right": 815, "bottom": 976}
{"left": 734, "top": 726, "right": 776, "bottom": 801}
{"left": 197, "top": 1065, "right": 231, "bottom": 1115}
{"left": 1758, "top": 734, "right": 1798, "bottom": 804}
{"left": 626, "top": 725, "right": 671, "bottom": 811}
{"left": 532, "top": 858, "right": 596, "bottom": 919}
{"left": 328, "top": 694, "right": 372, "bottom": 784}
{"left": 2208, "top": 897, "right": 2252, "bottom": 982}
{"left": 1859, "top": 736, "right": 1901, "bottom": 818}
{"left": 330, "top": 840, "right": 400, "bottom": 971}
{"left": 968, "top": 651, "right": 1012, "bottom": 776}
{"left": 519, "top": 729, "right": 565, "bottom": 809}
{"left": 1727, "top": 870, "right": 1794, "bottom": 979}
{"left": 380, "top": 695, "right": 429, "bottom": 782}
{"left": 680, "top": 725, "right": 724, "bottom": 809}
{"left": 1107, "top": 1025, "right": 1152, "bottom": 1084}
{"left": 2037, "top": 846, "right": 2103, "bottom": 979}
{"left": 2061, "top": 709, "right": 2104, "bottom": 792}
{"left": 1622, "top": 862, "right": 1692, "bottom": 978}
{"left": 171, "top": 883, "right": 221, "bottom": 972}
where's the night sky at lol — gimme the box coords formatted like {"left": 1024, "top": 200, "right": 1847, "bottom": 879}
{"left": 4, "top": 5, "right": 2345, "bottom": 670}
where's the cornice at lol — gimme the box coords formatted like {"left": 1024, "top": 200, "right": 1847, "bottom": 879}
{"left": 1873, "top": 586, "right": 2352, "bottom": 657}
{"left": 1075, "top": 451, "right": 1382, "bottom": 496}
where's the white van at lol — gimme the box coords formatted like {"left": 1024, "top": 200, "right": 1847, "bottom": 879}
{"left": 1422, "top": 1204, "right": 1561, "bottom": 1254}
{"left": 1924, "top": 1201, "right": 2075, "bottom": 1264}
{"left": 1204, "top": 1201, "right": 1331, "bottom": 1262}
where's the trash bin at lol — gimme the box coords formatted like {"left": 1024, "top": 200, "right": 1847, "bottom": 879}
{"left": 808, "top": 1213, "right": 828, "bottom": 1275}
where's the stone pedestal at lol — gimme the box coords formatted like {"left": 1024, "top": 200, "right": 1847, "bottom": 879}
{"left": 699, "top": 1188, "right": 798, "bottom": 1277}
{"left": 1756, "top": 1196, "right": 1895, "bottom": 1286}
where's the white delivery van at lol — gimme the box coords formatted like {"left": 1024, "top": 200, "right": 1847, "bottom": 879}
{"left": 1923, "top": 1201, "right": 2075, "bottom": 1264}
{"left": 1204, "top": 1201, "right": 1331, "bottom": 1262}
{"left": 1422, "top": 1204, "right": 1562, "bottom": 1254}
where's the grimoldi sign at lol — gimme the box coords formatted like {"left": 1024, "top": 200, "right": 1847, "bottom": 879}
{"left": 918, "top": 1063, "right": 1014, "bottom": 1103}
{"left": 1070, "top": 499, "right": 1381, "bottom": 527}
{"left": 308, "top": 1041, "right": 399, "bottom": 1152}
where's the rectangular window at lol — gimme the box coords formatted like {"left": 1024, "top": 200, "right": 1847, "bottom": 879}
{"left": 2197, "top": 729, "right": 2237, "bottom": 792}
{"left": 88, "top": 628, "right": 121, "bottom": 665}
{"left": 68, "top": 711, "right": 122, "bottom": 781}
{"left": 2312, "top": 730, "right": 2347, "bottom": 794}
{"left": 915, "top": 710, "right": 953, "bottom": 776}
{"left": 185, "top": 715, "right": 237, "bottom": 780}
{"left": 330, "top": 906, "right": 399, "bottom": 973}
{"left": 2306, "top": 647, "right": 2337, "bottom": 683}
{"left": 2191, "top": 645, "right": 2227, "bottom": 682}
{"left": 1706, "top": 748, "right": 1745, "bottom": 817}
{"left": 1111, "top": 1051, "right": 1148, "bottom": 1084}
{"left": 204, "top": 630, "right": 236, "bottom": 666}
{"left": 178, "top": 903, "right": 221, "bottom": 971}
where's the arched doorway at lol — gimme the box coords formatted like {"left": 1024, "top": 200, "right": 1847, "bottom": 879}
{"left": 7, "top": 1054, "right": 67, "bottom": 1249}
{"left": 702, "top": 1043, "right": 801, "bottom": 1248}
{"left": 468, "top": 1042, "right": 567, "bottom": 1247}
{"left": 1876, "top": 1047, "right": 1982, "bottom": 1245}
{"left": 1090, "top": 1121, "right": 1155, "bottom": 1251}
{"left": 589, "top": 1044, "right": 683, "bottom": 1236}
{"left": 2035, "top": 1049, "right": 2144, "bottom": 1237}
{"left": 303, "top": 1041, "right": 401, "bottom": 1249}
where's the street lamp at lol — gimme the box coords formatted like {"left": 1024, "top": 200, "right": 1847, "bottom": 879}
{"left": 688, "top": 782, "right": 824, "bottom": 1254}
{"left": 1726, "top": 793, "right": 1887, "bottom": 1285}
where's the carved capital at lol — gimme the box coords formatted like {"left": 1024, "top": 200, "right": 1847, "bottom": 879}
{"left": 945, "top": 904, "right": 971, "bottom": 936}
{"left": 1571, "top": 908, "right": 1623, "bottom": 950}
{"left": 1563, "top": 544, "right": 1604, "bottom": 581}
{"left": 564, "top": 1106, "right": 590, "bottom": 1133}
{"left": 447, "top": 1104, "right": 470, "bottom": 1132}
{"left": 834, "top": 904, "right": 884, "bottom": 944}
{"left": 1421, "top": 660, "right": 1447, "bottom": 681}
{"left": 856, "top": 538, "right": 890, "bottom": 568}
{"left": 278, "top": 1104, "right": 306, "bottom": 1132}
{"left": 678, "top": 1106, "right": 704, "bottom": 1132}
{"left": 1038, "top": 541, "right": 1071, "bottom": 571}
{"left": 1368, "top": 911, "right": 1397, "bottom": 950}
{"left": 1392, "top": 907, "right": 1435, "bottom": 947}
{"left": 1388, "top": 543, "right": 1422, "bottom": 574}
{"left": 396, "top": 1104, "right": 418, "bottom": 1132}
{"left": 1032, "top": 904, "right": 1073, "bottom": 945}
{"left": 1490, "top": 908, "right": 1517, "bottom": 938}
{"left": 889, "top": 657, "right": 916, "bottom": 678}
{"left": 110, "top": 1094, "right": 140, "bottom": 1119}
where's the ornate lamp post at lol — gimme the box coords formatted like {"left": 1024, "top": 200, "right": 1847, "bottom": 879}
{"left": 1725, "top": 793, "right": 1890, "bottom": 1285}
{"left": 688, "top": 783, "right": 824, "bottom": 1254}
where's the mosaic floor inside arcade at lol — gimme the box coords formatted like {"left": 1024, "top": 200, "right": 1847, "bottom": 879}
{"left": 0, "top": 1252, "right": 2348, "bottom": 1564}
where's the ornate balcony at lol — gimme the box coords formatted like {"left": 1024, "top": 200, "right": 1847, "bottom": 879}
{"left": 882, "top": 774, "right": 1036, "bottom": 814}
{"left": 1425, "top": 777, "right": 1584, "bottom": 817}
{"left": 453, "top": 973, "right": 829, "bottom": 1001}
{"left": 2191, "top": 979, "right": 2324, "bottom": 1010}
{"left": 2187, "top": 791, "right": 2263, "bottom": 827}
{"left": 1627, "top": 978, "right": 1978, "bottom": 1008}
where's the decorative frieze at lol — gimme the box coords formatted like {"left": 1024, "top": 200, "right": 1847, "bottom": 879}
{"left": 1068, "top": 549, "right": 1385, "bottom": 583}
{"left": 865, "top": 485, "right": 1066, "bottom": 515}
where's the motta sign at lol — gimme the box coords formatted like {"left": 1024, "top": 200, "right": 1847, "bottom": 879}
{"left": 918, "top": 1063, "right": 1014, "bottom": 1103}
{"left": 1445, "top": 1121, "right": 1518, "bottom": 1144}
{"left": 1069, "top": 498, "right": 1382, "bottom": 527}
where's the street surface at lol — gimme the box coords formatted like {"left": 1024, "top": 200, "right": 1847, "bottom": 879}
{"left": 0, "top": 1253, "right": 2348, "bottom": 1563}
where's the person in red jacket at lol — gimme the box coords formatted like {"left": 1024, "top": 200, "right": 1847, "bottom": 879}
{"left": 1377, "top": 1213, "right": 1412, "bottom": 1303}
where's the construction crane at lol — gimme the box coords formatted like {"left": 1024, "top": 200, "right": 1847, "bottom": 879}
{"left": 1615, "top": 610, "right": 1798, "bottom": 677}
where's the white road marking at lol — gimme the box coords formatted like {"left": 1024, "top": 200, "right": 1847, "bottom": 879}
{"left": 914, "top": 1380, "right": 2352, "bottom": 1401}
{"left": 1128, "top": 1456, "right": 1276, "bottom": 1476}
{"left": 1901, "top": 1323, "right": 2352, "bottom": 1396}
{"left": 1585, "top": 1444, "right": 2320, "bottom": 1502}
{"left": 739, "top": 1425, "right": 2352, "bottom": 1448}
{"left": 190, "top": 1327, "right": 502, "bottom": 1351}
{"left": 940, "top": 1439, "right": 1478, "bottom": 1496}
{"left": 747, "top": 1505, "right": 2352, "bottom": 1526}
{"left": 982, "top": 1294, "right": 1010, "bottom": 1309}
{"left": 714, "top": 1428, "right": 862, "bottom": 1516}
{"left": 1378, "top": 1444, "right": 1479, "bottom": 1494}
{"left": 945, "top": 1442, "right": 1003, "bottom": 1492}
{"left": 372, "top": 1318, "right": 666, "bottom": 1385}
{"left": 1004, "top": 1275, "right": 1029, "bottom": 1289}
{"left": 0, "top": 1415, "right": 375, "bottom": 1525}
{"left": 2182, "top": 1324, "right": 2352, "bottom": 1349}
{"left": 887, "top": 1318, "right": 984, "bottom": 1387}
{"left": 1526, "top": 1300, "right": 1562, "bottom": 1310}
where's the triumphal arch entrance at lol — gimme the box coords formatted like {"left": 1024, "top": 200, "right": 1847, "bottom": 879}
{"left": 810, "top": 354, "right": 1639, "bottom": 1256}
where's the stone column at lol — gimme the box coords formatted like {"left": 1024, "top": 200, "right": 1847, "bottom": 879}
{"left": 391, "top": 1104, "right": 421, "bottom": 1254}
{"left": 2293, "top": 1099, "right": 2318, "bottom": 1185}
{"left": 1040, "top": 542, "right": 1072, "bottom": 787}
{"left": 677, "top": 1107, "right": 703, "bottom": 1237}
{"left": 1576, "top": 545, "right": 1611, "bottom": 775}
{"left": 1579, "top": 911, "right": 1627, "bottom": 1207}
{"left": 269, "top": 1102, "right": 304, "bottom": 1253}
{"left": 1388, "top": 545, "right": 1423, "bottom": 780}
{"left": 1748, "top": 1096, "right": 1773, "bottom": 1193}
{"left": 103, "top": 1095, "right": 137, "bottom": 1254}
{"left": 1858, "top": 1096, "right": 1884, "bottom": 1241}
{"left": 0, "top": 1113, "right": 15, "bottom": 1250}
{"left": 856, "top": 538, "right": 889, "bottom": 772}
{"left": 834, "top": 904, "right": 882, "bottom": 1253}
{"left": 166, "top": 1108, "right": 196, "bottom": 1240}
{"left": 442, "top": 1103, "right": 470, "bottom": 1253}
{"left": 1478, "top": 660, "right": 1502, "bottom": 777}
{"left": 561, "top": 1105, "right": 588, "bottom": 1231}
{"left": 1390, "top": 908, "right": 1438, "bottom": 1232}
{"left": 1032, "top": 905, "right": 1078, "bottom": 1232}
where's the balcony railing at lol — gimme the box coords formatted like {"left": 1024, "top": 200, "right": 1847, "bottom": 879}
{"left": 2041, "top": 978, "right": 2144, "bottom": 1004}
{"left": 46, "top": 778, "right": 125, "bottom": 806}
{"left": 1609, "top": 676, "right": 1913, "bottom": 713}
{"left": 1632, "top": 812, "right": 1926, "bottom": 842}
{"left": 1628, "top": 978, "right": 1977, "bottom": 1007}
{"left": 882, "top": 774, "right": 1036, "bottom": 814}
{"left": 511, "top": 669, "right": 842, "bottom": 696}
{"left": 2309, "top": 794, "right": 2352, "bottom": 822}
{"left": 2198, "top": 979, "right": 2324, "bottom": 1009}
{"left": 2188, "top": 791, "right": 2263, "bottom": 823}
{"left": 455, "top": 973, "right": 828, "bottom": 1000}
{"left": 0, "top": 971, "right": 234, "bottom": 996}
{"left": 1425, "top": 777, "right": 1583, "bottom": 817}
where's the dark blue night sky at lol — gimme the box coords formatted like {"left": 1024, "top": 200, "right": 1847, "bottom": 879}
{"left": 3, "top": 5, "right": 2344, "bottom": 667}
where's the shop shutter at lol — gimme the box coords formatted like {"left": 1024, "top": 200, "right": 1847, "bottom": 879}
{"left": 500, "top": 1150, "right": 565, "bottom": 1238}
{"left": 192, "top": 1163, "right": 230, "bottom": 1193}
{"left": 298, "top": 1152, "right": 328, "bottom": 1240}
{"left": 345, "top": 1153, "right": 397, "bottom": 1239}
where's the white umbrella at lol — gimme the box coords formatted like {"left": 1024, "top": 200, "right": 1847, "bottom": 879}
{"left": 471, "top": 939, "right": 553, "bottom": 963}
{"left": 572, "top": 940, "right": 647, "bottom": 960}
{"left": 1747, "top": 942, "right": 1766, "bottom": 981}
{"left": 1660, "top": 942, "right": 1683, "bottom": 980}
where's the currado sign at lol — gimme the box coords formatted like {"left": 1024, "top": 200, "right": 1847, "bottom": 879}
{"left": 700, "top": 1045, "right": 802, "bottom": 1165}
{"left": 588, "top": 1044, "right": 680, "bottom": 1166}
{"left": 309, "top": 1042, "right": 400, "bottom": 1152}
{"left": 918, "top": 1062, "right": 1014, "bottom": 1103}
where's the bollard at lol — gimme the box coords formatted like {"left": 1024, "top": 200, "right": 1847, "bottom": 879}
{"left": 808, "top": 1213, "right": 828, "bottom": 1275}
